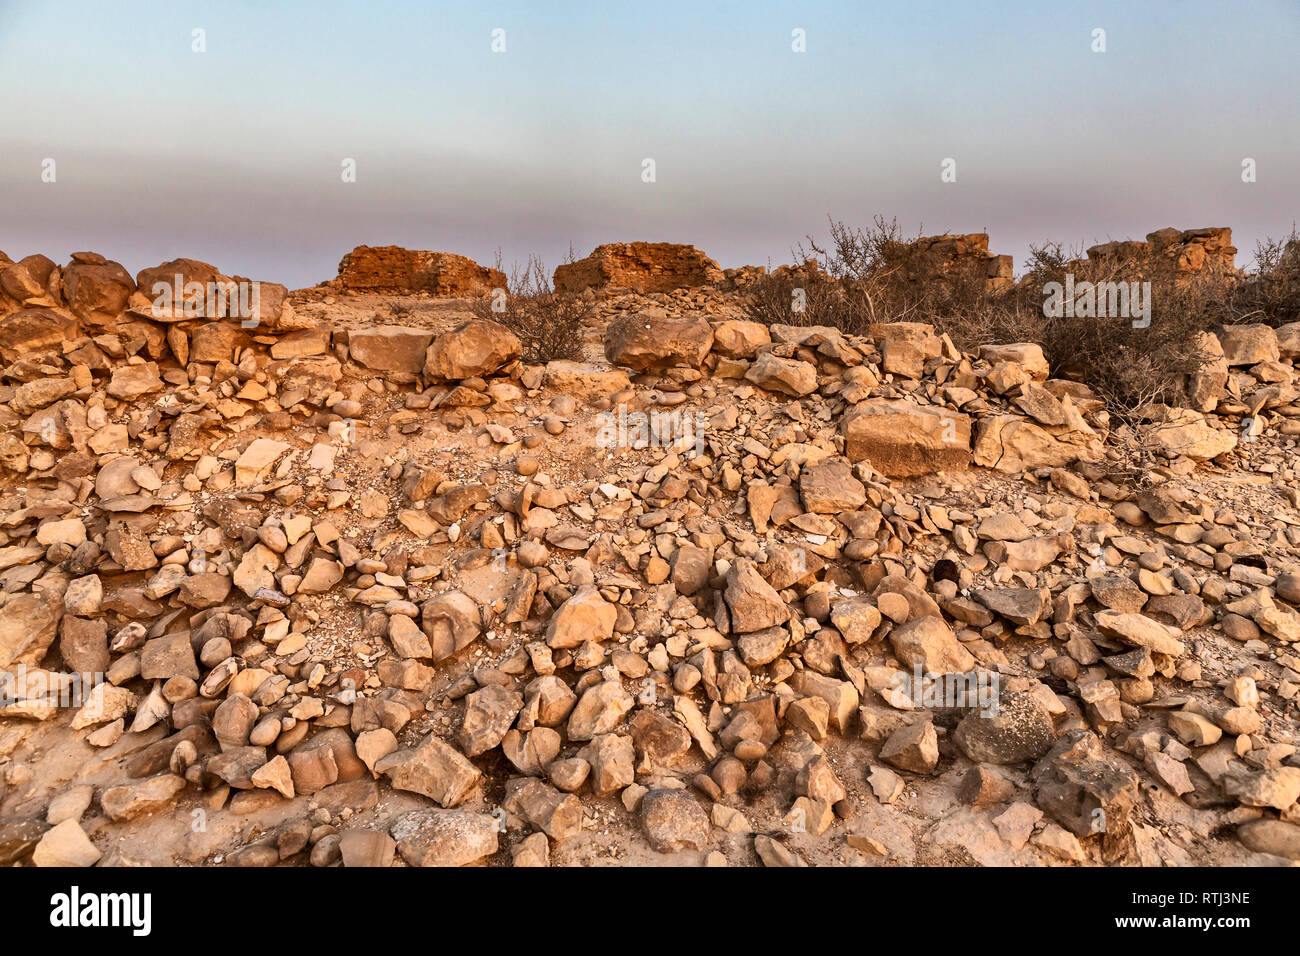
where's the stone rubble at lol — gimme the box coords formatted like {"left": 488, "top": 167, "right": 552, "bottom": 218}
{"left": 0, "top": 238, "right": 1298, "bottom": 868}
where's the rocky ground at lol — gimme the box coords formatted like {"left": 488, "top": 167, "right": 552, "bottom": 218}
{"left": 2, "top": 254, "right": 1300, "bottom": 868}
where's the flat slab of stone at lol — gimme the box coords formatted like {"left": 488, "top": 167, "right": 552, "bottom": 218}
{"left": 234, "top": 438, "right": 290, "bottom": 486}
{"left": 347, "top": 326, "right": 435, "bottom": 373}
{"left": 544, "top": 360, "right": 630, "bottom": 397}
{"left": 842, "top": 399, "right": 971, "bottom": 477}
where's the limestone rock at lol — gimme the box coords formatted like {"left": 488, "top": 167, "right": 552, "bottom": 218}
{"left": 724, "top": 560, "right": 790, "bottom": 633}
{"left": 375, "top": 733, "right": 482, "bottom": 807}
{"left": 1031, "top": 730, "right": 1139, "bottom": 851}
{"left": 1217, "top": 324, "right": 1279, "bottom": 366}
{"left": 641, "top": 789, "right": 710, "bottom": 852}
{"left": 744, "top": 353, "right": 818, "bottom": 397}
{"left": 889, "top": 615, "right": 976, "bottom": 673}
{"left": 880, "top": 719, "right": 939, "bottom": 774}
{"left": 953, "top": 691, "right": 1055, "bottom": 765}
{"left": 32, "top": 819, "right": 101, "bottom": 867}
{"left": 504, "top": 778, "right": 584, "bottom": 841}
{"left": 843, "top": 400, "right": 971, "bottom": 477}
{"left": 711, "top": 319, "right": 771, "bottom": 358}
{"left": 567, "top": 681, "right": 634, "bottom": 741}
{"left": 604, "top": 313, "right": 714, "bottom": 370}
{"left": 1144, "top": 414, "right": 1237, "bottom": 461}
{"left": 390, "top": 809, "right": 499, "bottom": 866}
{"left": 459, "top": 685, "right": 523, "bottom": 757}
{"left": 421, "top": 590, "right": 482, "bottom": 661}
{"left": 1237, "top": 819, "right": 1300, "bottom": 860}
{"left": 338, "top": 828, "right": 396, "bottom": 867}
{"left": 973, "top": 414, "right": 1098, "bottom": 473}
{"left": 101, "top": 773, "right": 186, "bottom": 822}
{"left": 546, "top": 585, "right": 616, "bottom": 649}
{"left": 799, "top": 458, "right": 866, "bottom": 513}
{"left": 0, "top": 590, "right": 63, "bottom": 669}
{"left": 234, "top": 439, "right": 290, "bottom": 486}
{"left": 424, "top": 319, "right": 521, "bottom": 381}
{"left": 347, "top": 326, "right": 435, "bottom": 373}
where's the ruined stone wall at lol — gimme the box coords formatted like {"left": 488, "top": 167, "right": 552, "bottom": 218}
{"left": 335, "top": 246, "right": 506, "bottom": 296}
{"left": 907, "top": 233, "right": 1015, "bottom": 294}
{"left": 1087, "top": 227, "right": 1237, "bottom": 280}
{"left": 553, "top": 243, "right": 724, "bottom": 294}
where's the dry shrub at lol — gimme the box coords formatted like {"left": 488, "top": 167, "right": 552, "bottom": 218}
{"left": 795, "top": 216, "right": 961, "bottom": 325}
{"left": 750, "top": 216, "right": 1227, "bottom": 410}
{"left": 470, "top": 254, "right": 589, "bottom": 364}
{"left": 756, "top": 217, "right": 1300, "bottom": 411}
{"left": 745, "top": 218, "right": 932, "bottom": 333}
{"left": 1226, "top": 228, "right": 1300, "bottom": 327}
{"left": 745, "top": 261, "right": 873, "bottom": 332}
{"left": 748, "top": 216, "right": 1003, "bottom": 334}
{"left": 937, "top": 241, "right": 1222, "bottom": 409}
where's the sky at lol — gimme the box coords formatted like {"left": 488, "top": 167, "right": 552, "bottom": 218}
{"left": 1, "top": 0, "right": 1297, "bottom": 289}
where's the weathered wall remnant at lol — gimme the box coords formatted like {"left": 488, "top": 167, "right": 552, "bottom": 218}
{"left": 553, "top": 243, "right": 724, "bottom": 294}
{"left": 336, "top": 246, "right": 506, "bottom": 296}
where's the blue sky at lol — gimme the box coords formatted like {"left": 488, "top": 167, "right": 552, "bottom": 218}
{"left": 1, "top": 0, "right": 1297, "bottom": 288}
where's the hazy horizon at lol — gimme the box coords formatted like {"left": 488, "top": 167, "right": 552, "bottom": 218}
{"left": 2, "top": 0, "right": 1297, "bottom": 289}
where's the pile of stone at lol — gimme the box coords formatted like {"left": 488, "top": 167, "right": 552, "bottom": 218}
{"left": 0, "top": 242, "right": 1298, "bottom": 869}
